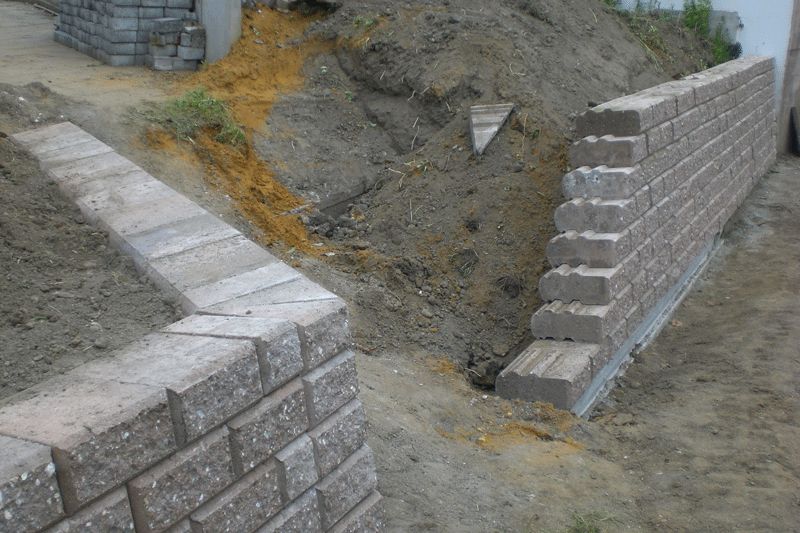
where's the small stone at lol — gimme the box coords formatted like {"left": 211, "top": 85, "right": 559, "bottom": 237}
{"left": 92, "top": 338, "right": 109, "bottom": 349}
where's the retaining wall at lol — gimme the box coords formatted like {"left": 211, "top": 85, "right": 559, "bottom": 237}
{"left": 498, "top": 56, "right": 778, "bottom": 411}
{"left": 1, "top": 123, "right": 383, "bottom": 532}
{"left": 54, "top": 0, "right": 204, "bottom": 70}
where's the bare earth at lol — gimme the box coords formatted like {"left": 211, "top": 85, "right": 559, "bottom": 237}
{"left": 1, "top": 2, "right": 798, "bottom": 531}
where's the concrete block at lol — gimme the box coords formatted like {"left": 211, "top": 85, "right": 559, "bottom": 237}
{"left": 35, "top": 139, "right": 114, "bottom": 170}
{"left": 469, "top": 103, "right": 514, "bottom": 156}
{"left": 180, "top": 26, "right": 206, "bottom": 47}
{"left": 146, "top": 234, "right": 277, "bottom": 295}
{"left": 308, "top": 399, "right": 367, "bottom": 479}
{"left": 12, "top": 124, "right": 95, "bottom": 156}
{"left": 75, "top": 175, "right": 175, "bottom": 220}
{"left": 109, "top": 17, "right": 139, "bottom": 31}
{"left": 0, "top": 374, "right": 175, "bottom": 513}
{"left": 152, "top": 17, "right": 184, "bottom": 32}
{"left": 149, "top": 43, "right": 177, "bottom": 57}
{"left": 562, "top": 165, "right": 645, "bottom": 200}
{"left": 46, "top": 150, "right": 139, "bottom": 187}
{"left": 48, "top": 488, "right": 135, "bottom": 532}
{"left": 316, "top": 446, "right": 378, "bottom": 531}
{"left": 554, "top": 197, "right": 636, "bottom": 233}
{"left": 539, "top": 264, "right": 625, "bottom": 306}
{"left": 189, "top": 460, "right": 283, "bottom": 533}
{"left": 576, "top": 93, "right": 676, "bottom": 137}
{"left": 203, "top": 277, "right": 339, "bottom": 316}
{"left": 177, "top": 45, "right": 204, "bottom": 60}
{"left": 129, "top": 428, "right": 235, "bottom": 533}
{"left": 646, "top": 119, "right": 674, "bottom": 153}
{"left": 569, "top": 134, "right": 647, "bottom": 168}
{"left": 295, "top": 298, "right": 351, "bottom": 370}
{"left": 123, "top": 212, "right": 241, "bottom": 263}
{"left": 547, "top": 230, "right": 630, "bottom": 268}
{"left": 329, "top": 491, "right": 385, "bottom": 533}
{"left": 150, "top": 31, "right": 180, "bottom": 46}
{"left": 151, "top": 56, "right": 198, "bottom": 71}
{"left": 672, "top": 107, "right": 704, "bottom": 139}
{"left": 73, "top": 333, "right": 262, "bottom": 446}
{"left": 257, "top": 489, "right": 322, "bottom": 533}
{"left": 162, "top": 314, "right": 303, "bottom": 394}
{"left": 181, "top": 261, "right": 300, "bottom": 310}
{"left": 531, "top": 299, "right": 622, "bottom": 344}
{"left": 227, "top": 380, "right": 308, "bottom": 475}
{"left": 275, "top": 435, "right": 319, "bottom": 501}
{"left": 302, "top": 351, "right": 359, "bottom": 426}
{"left": 94, "top": 192, "right": 206, "bottom": 240}
{"left": 0, "top": 436, "right": 63, "bottom": 532}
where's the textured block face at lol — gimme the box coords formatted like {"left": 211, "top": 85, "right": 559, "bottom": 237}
{"left": 257, "top": 489, "right": 322, "bottom": 533}
{"left": 547, "top": 230, "right": 629, "bottom": 269}
{"left": 302, "top": 351, "right": 359, "bottom": 425}
{"left": 0, "top": 374, "right": 175, "bottom": 513}
{"left": 554, "top": 197, "right": 637, "bottom": 233}
{"left": 48, "top": 488, "right": 135, "bottom": 533}
{"left": 308, "top": 400, "right": 368, "bottom": 478}
{"left": 227, "top": 380, "right": 309, "bottom": 475}
{"left": 539, "top": 264, "right": 624, "bottom": 306}
{"left": 296, "top": 299, "right": 351, "bottom": 370}
{"left": 316, "top": 446, "right": 379, "bottom": 530}
{"left": 0, "top": 435, "right": 63, "bottom": 532}
{"left": 128, "top": 428, "right": 235, "bottom": 533}
{"left": 569, "top": 134, "right": 648, "bottom": 168}
{"left": 329, "top": 492, "right": 386, "bottom": 533}
{"left": 162, "top": 314, "right": 303, "bottom": 394}
{"left": 496, "top": 341, "right": 597, "bottom": 408}
{"left": 562, "top": 165, "right": 645, "bottom": 200}
{"left": 275, "top": 435, "right": 319, "bottom": 501}
{"left": 73, "top": 333, "right": 262, "bottom": 446}
{"left": 189, "top": 461, "right": 283, "bottom": 533}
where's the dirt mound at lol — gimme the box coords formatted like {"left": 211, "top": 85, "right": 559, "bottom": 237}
{"left": 0, "top": 87, "right": 181, "bottom": 401}
{"left": 158, "top": 1, "right": 715, "bottom": 386}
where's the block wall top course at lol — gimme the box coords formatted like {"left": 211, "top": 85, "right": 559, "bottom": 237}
{"left": 7, "top": 122, "right": 379, "bottom": 532}
{"left": 500, "top": 56, "right": 778, "bottom": 412}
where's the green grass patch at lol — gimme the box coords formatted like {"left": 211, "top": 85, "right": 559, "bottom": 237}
{"left": 683, "top": 0, "right": 712, "bottom": 36}
{"left": 149, "top": 87, "right": 246, "bottom": 146}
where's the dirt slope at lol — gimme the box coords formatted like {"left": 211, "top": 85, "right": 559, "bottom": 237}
{"left": 256, "top": 0, "right": 714, "bottom": 384}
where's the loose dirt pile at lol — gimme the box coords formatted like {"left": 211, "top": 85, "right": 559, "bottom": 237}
{"left": 0, "top": 85, "right": 181, "bottom": 402}
{"left": 155, "top": 1, "right": 714, "bottom": 386}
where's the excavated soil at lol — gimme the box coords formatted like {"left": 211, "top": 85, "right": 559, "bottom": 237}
{"left": 235, "top": 1, "right": 713, "bottom": 385}
{"left": 0, "top": 87, "right": 181, "bottom": 402}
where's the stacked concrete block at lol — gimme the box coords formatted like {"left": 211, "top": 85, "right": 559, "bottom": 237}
{"left": 5, "top": 123, "right": 383, "bottom": 532}
{"left": 54, "top": 0, "right": 203, "bottom": 69}
{"left": 146, "top": 18, "right": 206, "bottom": 71}
{"left": 498, "top": 56, "right": 778, "bottom": 411}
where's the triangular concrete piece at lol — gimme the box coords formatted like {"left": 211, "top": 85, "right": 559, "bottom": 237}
{"left": 470, "top": 103, "right": 514, "bottom": 156}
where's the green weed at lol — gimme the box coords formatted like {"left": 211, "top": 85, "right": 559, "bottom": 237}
{"left": 566, "top": 511, "right": 617, "bottom": 533}
{"left": 148, "top": 87, "right": 245, "bottom": 146}
{"left": 683, "top": 0, "right": 712, "bottom": 35}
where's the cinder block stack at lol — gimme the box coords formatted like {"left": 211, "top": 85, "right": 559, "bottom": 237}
{"left": 54, "top": 0, "right": 204, "bottom": 70}
{"left": 498, "top": 56, "right": 778, "bottom": 411}
{"left": 147, "top": 18, "right": 206, "bottom": 71}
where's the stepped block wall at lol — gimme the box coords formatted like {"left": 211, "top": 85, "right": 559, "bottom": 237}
{"left": 498, "top": 56, "right": 778, "bottom": 412}
{"left": 1, "top": 123, "right": 382, "bottom": 532}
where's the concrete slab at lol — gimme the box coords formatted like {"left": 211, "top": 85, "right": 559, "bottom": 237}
{"left": 469, "top": 103, "right": 514, "bottom": 156}
{"left": 10, "top": 122, "right": 85, "bottom": 149}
